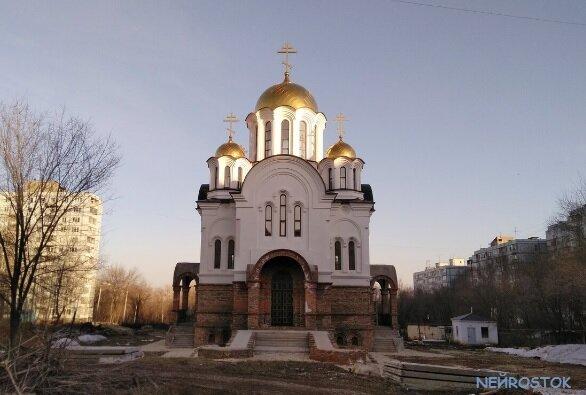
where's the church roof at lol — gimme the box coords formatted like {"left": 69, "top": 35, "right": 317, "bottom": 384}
{"left": 361, "top": 184, "right": 373, "bottom": 202}
{"left": 255, "top": 73, "right": 318, "bottom": 112}
{"left": 215, "top": 138, "right": 246, "bottom": 158}
{"left": 198, "top": 184, "right": 209, "bottom": 201}
{"left": 325, "top": 139, "right": 357, "bottom": 159}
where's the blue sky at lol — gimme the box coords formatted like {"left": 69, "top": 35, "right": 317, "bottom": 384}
{"left": 1, "top": 0, "right": 585, "bottom": 287}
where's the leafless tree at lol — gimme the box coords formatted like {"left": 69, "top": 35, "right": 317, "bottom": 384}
{"left": 0, "top": 101, "right": 120, "bottom": 346}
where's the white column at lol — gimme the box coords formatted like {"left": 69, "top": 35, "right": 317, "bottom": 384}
{"left": 257, "top": 120, "right": 265, "bottom": 161}
{"left": 273, "top": 117, "right": 281, "bottom": 155}
{"left": 292, "top": 118, "right": 300, "bottom": 157}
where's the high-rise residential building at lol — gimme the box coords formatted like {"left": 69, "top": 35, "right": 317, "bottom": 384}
{"left": 413, "top": 258, "right": 468, "bottom": 292}
{"left": 467, "top": 235, "right": 547, "bottom": 274}
{"left": 0, "top": 181, "right": 102, "bottom": 322}
{"left": 546, "top": 204, "right": 585, "bottom": 253}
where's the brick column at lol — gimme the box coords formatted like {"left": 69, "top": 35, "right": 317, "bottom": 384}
{"left": 172, "top": 286, "right": 180, "bottom": 311}
{"left": 247, "top": 281, "right": 260, "bottom": 329}
{"left": 172, "top": 285, "right": 181, "bottom": 322}
{"left": 390, "top": 290, "right": 398, "bottom": 329}
{"left": 232, "top": 282, "right": 248, "bottom": 330}
{"left": 181, "top": 285, "right": 190, "bottom": 310}
{"left": 304, "top": 281, "right": 318, "bottom": 329}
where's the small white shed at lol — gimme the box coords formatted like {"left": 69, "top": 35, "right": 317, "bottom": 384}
{"left": 451, "top": 312, "right": 498, "bottom": 345}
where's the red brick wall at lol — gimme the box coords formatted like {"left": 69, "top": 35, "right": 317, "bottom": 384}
{"left": 195, "top": 284, "right": 233, "bottom": 346}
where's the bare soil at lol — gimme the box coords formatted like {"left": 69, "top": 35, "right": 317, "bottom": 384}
{"left": 393, "top": 346, "right": 586, "bottom": 390}
{"left": 60, "top": 357, "right": 428, "bottom": 394}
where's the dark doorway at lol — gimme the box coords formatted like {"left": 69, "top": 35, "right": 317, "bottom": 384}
{"left": 271, "top": 271, "right": 293, "bottom": 326}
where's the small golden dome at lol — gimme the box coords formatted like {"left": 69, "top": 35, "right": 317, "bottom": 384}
{"left": 255, "top": 73, "right": 318, "bottom": 112}
{"left": 215, "top": 138, "right": 245, "bottom": 158}
{"left": 325, "top": 139, "right": 356, "bottom": 159}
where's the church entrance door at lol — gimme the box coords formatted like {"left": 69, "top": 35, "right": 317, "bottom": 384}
{"left": 271, "top": 271, "right": 293, "bottom": 326}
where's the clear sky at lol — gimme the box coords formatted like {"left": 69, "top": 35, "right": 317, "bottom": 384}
{"left": 1, "top": 1, "right": 585, "bottom": 287}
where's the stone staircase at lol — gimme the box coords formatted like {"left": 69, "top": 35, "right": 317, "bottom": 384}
{"left": 253, "top": 330, "right": 309, "bottom": 354}
{"left": 373, "top": 327, "right": 403, "bottom": 353}
{"left": 169, "top": 323, "right": 195, "bottom": 348}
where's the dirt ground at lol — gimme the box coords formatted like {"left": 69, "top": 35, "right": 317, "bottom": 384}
{"left": 393, "top": 345, "right": 586, "bottom": 390}
{"left": 61, "top": 357, "right": 430, "bottom": 395}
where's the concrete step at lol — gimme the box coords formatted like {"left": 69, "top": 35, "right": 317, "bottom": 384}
{"left": 253, "top": 331, "right": 309, "bottom": 354}
{"left": 254, "top": 346, "right": 308, "bottom": 353}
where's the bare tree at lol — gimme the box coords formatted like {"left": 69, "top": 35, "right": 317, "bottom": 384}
{"left": 0, "top": 101, "right": 120, "bottom": 346}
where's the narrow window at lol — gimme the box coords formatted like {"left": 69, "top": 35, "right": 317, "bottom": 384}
{"left": 265, "top": 121, "right": 272, "bottom": 157}
{"left": 299, "top": 121, "right": 307, "bottom": 159}
{"left": 265, "top": 205, "right": 272, "bottom": 236}
{"left": 237, "top": 167, "right": 243, "bottom": 189}
{"left": 214, "top": 239, "right": 221, "bottom": 269}
{"left": 349, "top": 241, "right": 356, "bottom": 270}
{"left": 353, "top": 168, "right": 357, "bottom": 190}
{"left": 227, "top": 239, "right": 235, "bottom": 269}
{"left": 224, "top": 166, "right": 231, "bottom": 188}
{"left": 340, "top": 167, "right": 347, "bottom": 189}
{"left": 279, "top": 194, "right": 287, "bottom": 237}
{"left": 211, "top": 166, "right": 216, "bottom": 189}
{"left": 328, "top": 168, "right": 333, "bottom": 190}
{"left": 294, "top": 205, "right": 301, "bottom": 237}
{"left": 481, "top": 327, "right": 489, "bottom": 338}
{"left": 334, "top": 241, "right": 342, "bottom": 270}
{"left": 281, "top": 120, "right": 290, "bottom": 154}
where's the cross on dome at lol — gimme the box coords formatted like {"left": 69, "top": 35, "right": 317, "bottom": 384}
{"left": 223, "top": 112, "right": 239, "bottom": 141}
{"left": 278, "top": 42, "right": 297, "bottom": 77}
{"left": 335, "top": 113, "right": 348, "bottom": 140}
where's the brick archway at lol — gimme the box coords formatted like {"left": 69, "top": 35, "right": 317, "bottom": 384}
{"left": 370, "top": 275, "right": 398, "bottom": 329}
{"left": 249, "top": 249, "right": 316, "bottom": 283}
{"left": 247, "top": 249, "right": 318, "bottom": 329}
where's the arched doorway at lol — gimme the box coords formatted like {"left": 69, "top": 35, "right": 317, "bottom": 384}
{"left": 371, "top": 275, "right": 398, "bottom": 328}
{"left": 248, "top": 249, "right": 317, "bottom": 329}
{"left": 271, "top": 271, "right": 293, "bottom": 326}
{"left": 172, "top": 263, "right": 199, "bottom": 323}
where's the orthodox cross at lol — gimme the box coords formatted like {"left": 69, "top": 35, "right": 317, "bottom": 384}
{"left": 278, "top": 42, "right": 297, "bottom": 75}
{"left": 335, "top": 113, "right": 347, "bottom": 140}
{"left": 223, "top": 113, "right": 239, "bottom": 140}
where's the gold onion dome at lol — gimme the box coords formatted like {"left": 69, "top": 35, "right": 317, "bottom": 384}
{"left": 325, "top": 138, "right": 356, "bottom": 159}
{"left": 215, "top": 137, "right": 245, "bottom": 158}
{"left": 255, "top": 73, "right": 318, "bottom": 112}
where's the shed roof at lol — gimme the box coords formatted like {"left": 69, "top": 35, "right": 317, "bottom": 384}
{"left": 451, "top": 312, "right": 495, "bottom": 322}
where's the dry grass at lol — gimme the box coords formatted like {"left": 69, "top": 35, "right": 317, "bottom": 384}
{"left": 58, "top": 357, "right": 422, "bottom": 395}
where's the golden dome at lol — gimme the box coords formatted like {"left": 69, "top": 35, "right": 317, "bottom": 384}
{"left": 255, "top": 73, "right": 318, "bottom": 112}
{"left": 215, "top": 138, "right": 245, "bottom": 158}
{"left": 325, "top": 139, "right": 356, "bottom": 159}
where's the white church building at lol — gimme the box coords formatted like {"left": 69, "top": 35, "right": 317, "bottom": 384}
{"left": 172, "top": 46, "right": 398, "bottom": 351}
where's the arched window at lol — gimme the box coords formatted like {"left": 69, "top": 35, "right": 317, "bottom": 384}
{"left": 253, "top": 124, "right": 258, "bottom": 160}
{"left": 334, "top": 240, "right": 342, "bottom": 270}
{"left": 353, "top": 168, "right": 357, "bottom": 190}
{"left": 224, "top": 166, "right": 231, "bottom": 188}
{"left": 328, "top": 168, "right": 334, "bottom": 190}
{"left": 227, "top": 239, "right": 235, "bottom": 269}
{"left": 340, "top": 167, "right": 347, "bottom": 189}
{"left": 294, "top": 205, "right": 301, "bottom": 237}
{"left": 281, "top": 120, "right": 290, "bottom": 154}
{"left": 279, "top": 194, "right": 287, "bottom": 237}
{"left": 265, "top": 205, "right": 272, "bottom": 236}
{"left": 237, "top": 167, "right": 243, "bottom": 189}
{"left": 348, "top": 241, "right": 356, "bottom": 270}
{"left": 211, "top": 165, "right": 216, "bottom": 189}
{"left": 264, "top": 121, "right": 272, "bottom": 157}
{"left": 214, "top": 239, "right": 221, "bottom": 269}
{"left": 299, "top": 121, "right": 307, "bottom": 159}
